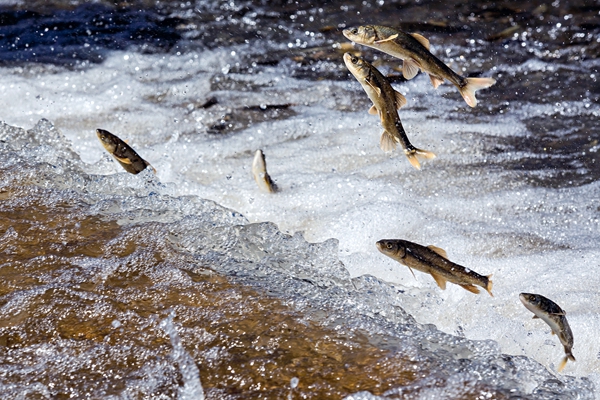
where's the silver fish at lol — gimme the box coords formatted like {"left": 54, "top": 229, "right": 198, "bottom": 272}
{"left": 96, "top": 129, "right": 155, "bottom": 175}
{"left": 252, "top": 149, "right": 278, "bottom": 193}
{"left": 519, "top": 293, "right": 575, "bottom": 372}
{"left": 343, "top": 52, "right": 435, "bottom": 170}
{"left": 376, "top": 239, "right": 493, "bottom": 296}
{"left": 343, "top": 25, "right": 496, "bottom": 107}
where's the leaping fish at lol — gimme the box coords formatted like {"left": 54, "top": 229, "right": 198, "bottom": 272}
{"left": 343, "top": 52, "right": 435, "bottom": 170}
{"left": 96, "top": 129, "right": 155, "bottom": 174}
{"left": 519, "top": 293, "right": 575, "bottom": 372}
{"left": 252, "top": 149, "right": 278, "bottom": 193}
{"left": 343, "top": 25, "right": 496, "bottom": 107}
{"left": 376, "top": 239, "right": 493, "bottom": 296}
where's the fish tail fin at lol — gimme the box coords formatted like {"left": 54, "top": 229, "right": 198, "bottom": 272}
{"left": 557, "top": 350, "right": 576, "bottom": 372}
{"left": 405, "top": 148, "right": 436, "bottom": 170}
{"left": 380, "top": 131, "right": 397, "bottom": 152}
{"left": 459, "top": 77, "right": 497, "bottom": 107}
{"left": 144, "top": 160, "right": 157, "bottom": 174}
{"left": 557, "top": 357, "right": 568, "bottom": 373}
{"left": 486, "top": 274, "right": 494, "bottom": 297}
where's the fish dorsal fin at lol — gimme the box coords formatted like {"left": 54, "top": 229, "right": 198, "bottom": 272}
{"left": 410, "top": 33, "right": 430, "bottom": 49}
{"left": 368, "top": 105, "right": 379, "bottom": 115}
{"left": 532, "top": 315, "right": 540, "bottom": 319}
{"left": 379, "top": 131, "right": 397, "bottom": 152}
{"left": 365, "top": 77, "right": 382, "bottom": 97}
{"left": 114, "top": 155, "right": 133, "bottom": 164}
{"left": 395, "top": 90, "right": 407, "bottom": 109}
{"left": 375, "top": 33, "right": 398, "bottom": 44}
{"left": 427, "top": 245, "right": 448, "bottom": 259}
{"left": 402, "top": 59, "right": 421, "bottom": 80}
{"left": 429, "top": 271, "right": 447, "bottom": 290}
{"left": 429, "top": 74, "right": 444, "bottom": 89}
{"left": 460, "top": 284, "right": 481, "bottom": 294}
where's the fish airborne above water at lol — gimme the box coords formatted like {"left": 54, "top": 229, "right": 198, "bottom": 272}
{"left": 376, "top": 239, "right": 493, "bottom": 296}
{"left": 343, "top": 52, "right": 435, "bottom": 170}
{"left": 252, "top": 149, "right": 278, "bottom": 193}
{"left": 519, "top": 293, "right": 575, "bottom": 372}
{"left": 96, "top": 129, "right": 155, "bottom": 174}
{"left": 343, "top": 25, "right": 496, "bottom": 107}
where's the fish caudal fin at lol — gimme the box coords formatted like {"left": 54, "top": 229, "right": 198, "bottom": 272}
{"left": 459, "top": 77, "right": 497, "bottom": 107}
{"left": 380, "top": 131, "right": 397, "bottom": 152}
{"left": 486, "top": 274, "right": 494, "bottom": 297}
{"left": 405, "top": 148, "right": 436, "bottom": 170}
{"left": 557, "top": 353, "right": 576, "bottom": 373}
{"left": 145, "top": 161, "right": 157, "bottom": 174}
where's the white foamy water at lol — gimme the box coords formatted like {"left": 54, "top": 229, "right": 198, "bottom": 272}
{"left": 0, "top": 40, "right": 598, "bottom": 398}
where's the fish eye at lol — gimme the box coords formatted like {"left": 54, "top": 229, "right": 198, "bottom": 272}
{"left": 351, "top": 28, "right": 358, "bottom": 35}
{"left": 386, "top": 243, "right": 393, "bottom": 249}
{"left": 351, "top": 56, "right": 358, "bottom": 64}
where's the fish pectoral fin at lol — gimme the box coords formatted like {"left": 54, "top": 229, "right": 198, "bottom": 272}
{"left": 394, "top": 90, "right": 407, "bottom": 109}
{"left": 402, "top": 59, "right": 421, "bottom": 80}
{"left": 114, "top": 155, "right": 133, "bottom": 164}
{"left": 532, "top": 315, "right": 540, "bottom": 319}
{"left": 426, "top": 245, "right": 448, "bottom": 259}
{"left": 368, "top": 105, "right": 379, "bottom": 115}
{"left": 429, "top": 272, "right": 447, "bottom": 290}
{"left": 429, "top": 74, "right": 445, "bottom": 89}
{"left": 459, "top": 284, "right": 481, "bottom": 294}
{"left": 410, "top": 33, "right": 430, "bottom": 49}
{"left": 379, "top": 131, "right": 397, "bottom": 152}
{"left": 407, "top": 266, "right": 417, "bottom": 279}
{"left": 551, "top": 311, "right": 566, "bottom": 316}
{"left": 374, "top": 33, "right": 398, "bottom": 44}
{"left": 364, "top": 77, "right": 382, "bottom": 97}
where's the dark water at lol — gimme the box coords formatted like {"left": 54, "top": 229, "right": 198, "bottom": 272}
{"left": 0, "top": 1, "right": 597, "bottom": 188}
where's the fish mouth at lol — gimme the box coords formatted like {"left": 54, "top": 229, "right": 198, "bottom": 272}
{"left": 519, "top": 293, "right": 534, "bottom": 303}
{"left": 518, "top": 293, "right": 529, "bottom": 305}
{"left": 96, "top": 129, "right": 108, "bottom": 140}
{"left": 375, "top": 241, "right": 384, "bottom": 251}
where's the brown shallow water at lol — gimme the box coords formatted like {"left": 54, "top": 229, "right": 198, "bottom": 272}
{"left": 0, "top": 184, "right": 513, "bottom": 399}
